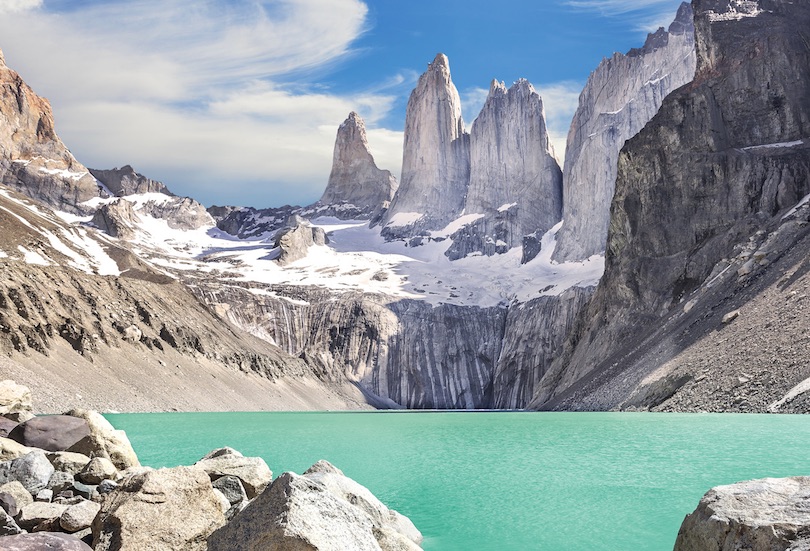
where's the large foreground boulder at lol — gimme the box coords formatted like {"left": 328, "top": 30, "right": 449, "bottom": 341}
{"left": 0, "top": 532, "right": 93, "bottom": 550}
{"left": 8, "top": 415, "right": 90, "bottom": 452}
{"left": 0, "top": 380, "right": 32, "bottom": 418}
{"left": 0, "top": 450, "right": 55, "bottom": 494}
{"left": 674, "top": 477, "right": 810, "bottom": 551}
{"left": 64, "top": 409, "right": 139, "bottom": 470}
{"left": 208, "top": 463, "right": 423, "bottom": 551}
{"left": 92, "top": 466, "right": 225, "bottom": 551}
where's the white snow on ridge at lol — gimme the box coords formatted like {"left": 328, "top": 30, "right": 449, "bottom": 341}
{"left": 38, "top": 167, "right": 90, "bottom": 181}
{"left": 18, "top": 246, "right": 50, "bottom": 266}
{"left": 741, "top": 140, "right": 805, "bottom": 151}
{"left": 430, "top": 213, "right": 484, "bottom": 238}
{"left": 497, "top": 203, "right": 517, "bottom": 213}
{"left": 385, "top": 212, "right": 423, "bottom": 228}
{"left": 707, "top": 1, "right": 765, "bottom": 22}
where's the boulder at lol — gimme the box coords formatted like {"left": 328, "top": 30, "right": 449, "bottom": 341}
{"left": 0, "top": 491, "right": 19, "bottom": 516}
{"left": 35, "top": 488, "right": 53, "bottom": 502}
{"left": 674, "top": 477, "right": 810, "bottom": 551}
{"left": 304, "top": 460, "right": 423, "bottom": 546}
{"left": 0, "top": 532, "right": 93, "bottom": 550}
{"left": 206, "top": 471, "right": 381, "bottom": 551}
{"left": 212, "top": 475, "right": 247, "bottom": 506}
{"left": 0, "top": 437, "right": 33, "bottom": 461}
{"left": 0, "top": 507, "right": 23, "bottom": 535}
{"left": 47, "top": 451, "right": 91, "bottom": 476}
{"left": 16, "top": 501, "right": 69, "bottom": 531}
{"left": 71, "top": 481, "right": 97, "bottom": 501}
{"left": 0, "top": 380, "right": 32, "bottom": 417}
{"left": 0, "top": 480, "right": 33, "bottom": 509}
{"left": 8, "top": 416, "right": 90, "bottom": 452}
{"left": 64, "top": 409, "right": 139, "bottom": 470}
{"left": 0, "top": 417, "right": 19, "bottom": 437}
{"left": 60, "top": 499, "right": 101, "bottom": 533}
{"left": 194, "top": 448, "right": 272, "bottom": 499}
{"left": 97, "top": 479, "right": 117, "bottom": 495}
{"left": 91, "top": 466, "right": 225, "bottom": 551}
{"left": 1, "top": 450, "right": 55, "bottom": 495}
{"left": 77, "top": 457, "right": 117, "bottom": 485}
{"left": 47, "top": 471, "right": 76, "bottom": 494}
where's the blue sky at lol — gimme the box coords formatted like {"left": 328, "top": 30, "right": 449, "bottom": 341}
{"left": 0, "top": 0, "right": 684, "bottom": 209}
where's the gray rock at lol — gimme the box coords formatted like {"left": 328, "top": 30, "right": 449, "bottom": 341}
{"left": 0, "top": 507, "right": 23, "bottom": 535}
{"left": 553, "top": 2, "right": 696, "bottom": 262}
{"left": 211, "top": 474, "right": 247, "bottom": 506}
{"left": 35, "top": 488, "right": 53, "bottom": 502}
{"left": 460, "top": 78, "right": 562, "bottom": 261}
{"left": 674, "top": 477, "right": 810, "bottom": 551}
{"left": 0, "top": 481, "right": 32, "bottom": 510}
{"left": 89, "top": 165, "right": 173, "bottom": 197}
{"left": 0, "top": 417, "right": 19, "bottom": 438}
{"left": 91, "top": 466, "right": 225, "bottom": 551}
{"left": 60, "top": 499, "right": 100, "bottom": 533}
{"left": 16, "top": 501, "right": 69, "bottom": 531}
{"left": 272, "top": 218, "right": 329, "bottom": 266}
{"left": 77, "top": 457, "right": 117, "bottom": 485}
{"left": 90, "top": 199, "right": 139, "bottom": 240}
{"left": 206, "top": 471, "right": 383, "bottom": 551}
{"left": 71, "top": 482, "right": 97, "bottom": 501}
{"left": 8, "top": 415, "right": 90, "bottom": 452}
{"left": 315, "top": 111, "right": 398, "bottom": 219}
{"left": 0, "top": 380, "right": 31, "bottom": 417}
{"left": 194, "top": 449, "right": 272, "bottom": 499}
{"left": 2, "top": 451, "right": 55, "bottom": 495}
{"left": 64, "top": 409, "right": 140, "bottom": 470}
{"left": 48, "top": 472, "right": 77, "bottom": 496}
{"left": 383, "top": 53, "right": 470, "bottom": 235}
{"left": 46, "top": 451, "right": 91, "bottom": 476}
{"left": 0, "top": 532, "right": 93, "bottom": 550}
{"left": 97, "top": 479, "right": 117, "bottom": 495}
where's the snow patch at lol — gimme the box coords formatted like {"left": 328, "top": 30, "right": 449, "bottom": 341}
{"left": 782, "top": 193, "right": 810, "bottom": 221}
{"left": 0, "top": 251, "right": 7, "bottom": 258}
{"left": 385, "top": 212, "right": 423, "bottom": 228}
{"left": 742, "top": 140, "right": 805, "bottom": 151}
{"left": 430, "top": 213, "right": 485, "bottom": 238}
{"left": 38, "top": 167, "right": 89, "bottom": 181}
{"left": 18, "top": 246, "right": 50, "bottom": 266}
{"left": 497, "top": 203, "right": 517, "bottom": 213}
{"left": 707, "top": 1, "right": 765, "bottom": 22}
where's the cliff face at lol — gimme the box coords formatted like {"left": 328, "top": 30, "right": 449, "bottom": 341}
{"left": 448, "top": 80, "right": 562, "bottom": 261}
{"left": 552, "top": 2, "right": 697, "bottom": 262}
{"left": 382, "top": 54, "right": 470, "bottom": 236}
{"left": 531, "top": 0, "right": 810, "bottom": 410}
{"left": 0, "top": 49, "right": 103, "bottom": 214}
{"left": 315, "top": 112, "right": 398, "bottom": 220}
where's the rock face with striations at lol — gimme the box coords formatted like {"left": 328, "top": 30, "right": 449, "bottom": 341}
{"left": 313, "top": 112, "right": 398, "bottom": 220}
{"left": 531, "top": 0, "right": 810, "bottom": 409}
{"left": 553, "top": 2, "right": 696, "bottom": 262}
{"left": 89, "top": 165, "right": 173, "bottom": 197}
{"left": 0, "top": 49, "right": 103, "bottom": 214}
{"left": 447, "top": 79, "right": 562, "bottom": 261}
{"left": 382, "top": 54, "right": 470, "bottom": 236}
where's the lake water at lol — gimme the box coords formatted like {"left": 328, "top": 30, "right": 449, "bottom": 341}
{"left": 105, "top": 411, "right": 810, "bottom": 551}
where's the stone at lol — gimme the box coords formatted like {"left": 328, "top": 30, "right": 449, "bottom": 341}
{"left": 382, "top": 53, "right": 470, "bottom": 235}
{"left": 8, "top": 415, "right": 91, "bottom": 452}
{"left": 46, "top": 451, "right": 91, "bottom": 476}
{"left": 0, "top": 437, "right": 33, "bottom": 461}
{"left": 89, "top": 165, "right": 173, "bottom": 197}
{"left": 2, "top": 450, "right": 55, "bottom": 495}
{"left": 0, "top": 417, "right": 19, "bottom": 438}
{"left": 206, "top": 471, "right": 382, "bottom": 551}
{"left": 60, "top": 499, "right": 101, "bottom": 533}
{"left": 722, "top": 310, "right": 740, "bottom": 324}
{"left": 458, "top": 78, "right": 562, "bottom": 261}
{"left": 211, "top": 474, "right": 247, "bottom": 506}
{"left": 553, "top": 2, "right": 696, "bottom": 262}
{"left": 77, "top": 457, "right": 117, "bottom": 485}
{"left": 674, "top": 477, "right": 810, "bottom": 551}
{"left": 91, "top": 466, "right": 225, "bottom": 551}
{"left": 0, "top": 380, "right": 32, "bottom": 417}
{"left": 71, "top": 482, "right": 97, "bottom": 501}
{"left": 90, "top": 199, "right": 139, "bottom": 239}
{"left": 64, "top": 409, "right": 140, "bottom": 470}
{"left": 0, "top": 532, "right": 93, "bottom": 550}
{"left": 16, "top": 501, "right": 69, "bottom": 531}
{"left": 194, "top": 449, "right": 272, "bottom": 499}
{"left": 0, "top": 480, "right": 33, "bottom": 510}
{"left": 35, "top": 488, "right": 53, "bottom": 502}
{"left": 303, "top": 460, "right": 423, "bottom": 546}
{"left": 97, "top": 479, "right": 117, "bottom": 495}
{"left": 0, "top": 491, "right": 18, "bottom": 517}
{"left": 0, "top": 507, "right": 23, "bottom": 535}
{"left": 315, "top": 111, "right": 398, "bottom": 219}
{"left": 272, "top": 218, "right": 329, "bottom": 266}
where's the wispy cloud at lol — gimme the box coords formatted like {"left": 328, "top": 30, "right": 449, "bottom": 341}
{"left": 536, "top": 81, "right": 583, "bottom": 163}
{"left": 565, "top": 0, "right": 684, "bottom": 32}
{"left": 0, "top": 0, "right": 41, "bottom": 14}
{"left": 0, "top": 0, "right": 404, "bottom": 207}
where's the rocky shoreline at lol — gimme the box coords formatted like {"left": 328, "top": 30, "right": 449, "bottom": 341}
{"left": 0, "top": 380, "right": 423, "bottom": 550}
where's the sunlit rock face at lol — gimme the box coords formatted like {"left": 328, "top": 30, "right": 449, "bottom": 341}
{"left": 552, "top": 2, "right": 697, "bottom": 262}
{"left": 314, "top": 111, "right": 398, "bottom": 220}
{"left": 450, "top": 79, "right": 562, "bottom": 262}
{"left": 381, "top": 54, "right": 470, "bottom": 238}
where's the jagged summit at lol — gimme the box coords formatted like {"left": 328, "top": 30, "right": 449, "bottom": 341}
{"left": 381, "top": 52, "right": 469, "bottom": 234}
{"left": 90, "top": 165, "right": 174, "bottom": 197}
{"left": 552, "top": 2, "right": 696, "bottom": 262}
{"left": 314, "top": 111, "right": 397, "bottom": 220}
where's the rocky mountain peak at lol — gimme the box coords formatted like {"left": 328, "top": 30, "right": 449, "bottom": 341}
{"left": 669, "top": 2, "right": 695, "bottom": 34}
{"left": 89, "top": 165, "right": 173, "bottom": 197}
{"left": 489, "top": 79, "right": 507, "bottom": 96}
{"left": 315, "top": 111, "right": 398, "bottom": 220}
{"left": 381, "top": 53, "right": 470, "bottom": 235}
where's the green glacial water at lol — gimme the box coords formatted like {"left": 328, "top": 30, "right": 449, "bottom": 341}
{"left": 106, "top": 411, "right": 810, "bottom": 551}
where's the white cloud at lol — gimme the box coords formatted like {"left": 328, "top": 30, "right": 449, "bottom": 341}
{"left": 0, "top": 0, "right": 41, "bottom": 14}
{"left": 536, "top": 81, "right": 583, "bottom": 163}
{"left": 565, "top": 0, "right": 685, "bottom": 32}
{"left": 461, "top": 86, "right": 491, "bottom": 130}
{"left": 0, "top": 0, "right": 404, "bottom": 208}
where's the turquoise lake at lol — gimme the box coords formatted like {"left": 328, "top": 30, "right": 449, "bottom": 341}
{"left": 105, "top": 412, "right": 810, "bottom": 551}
